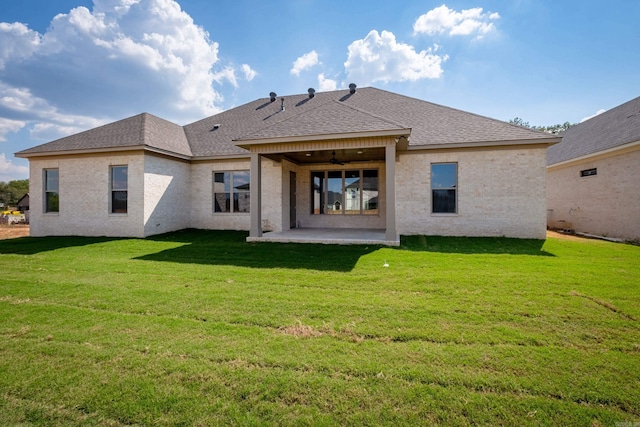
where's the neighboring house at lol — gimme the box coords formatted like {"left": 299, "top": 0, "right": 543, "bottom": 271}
{"left": 547, "top": 96, "right": 640, "bottom": 242}
{"left": 17, "top": 193, "right": 29, "bottom": 212}
{"left": 16, "top": 86, "right": 560, "bottom": 245}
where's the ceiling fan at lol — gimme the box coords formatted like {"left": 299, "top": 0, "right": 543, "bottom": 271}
{"left": 329, "top": 151, "right": 345, "bottom": 165}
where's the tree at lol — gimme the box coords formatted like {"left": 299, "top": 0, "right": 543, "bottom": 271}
{"left": 0, "top": 179, "right": 29, "bottom": 207}
{"left": 509, "top": 117, "right": 576, "bottom": 134}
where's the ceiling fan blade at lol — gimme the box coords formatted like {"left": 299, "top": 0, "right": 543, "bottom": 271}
{"left": 330, "top": 151, "right": 345, "bottom": 165}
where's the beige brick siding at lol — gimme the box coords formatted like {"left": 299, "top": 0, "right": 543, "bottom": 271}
{"left": 143, "top": 154, "right": 191, "bottom": 236}
{"left": 27, "top": 145, "right": 549, "bottom": 239}
{"left": 189, "top": 157, "right": 282, "bottom": 232}
{"left": 397, "top": 147, "right": 548, "bottom": 239}
{"left": 547, "top": 146, "right": 640, "bottom": 241}
{"left": 29, "top": 153, "right": 145, "bottom": 237}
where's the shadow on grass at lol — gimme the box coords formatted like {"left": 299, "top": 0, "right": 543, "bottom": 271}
{"left": 136, "top": 229, "right": 379, "bottom": 272}
{"left": 399, "top": 235, "right": 554, "bottom": 256}
{"left": 0, "top": 235, "right": 122, "bottom": 255}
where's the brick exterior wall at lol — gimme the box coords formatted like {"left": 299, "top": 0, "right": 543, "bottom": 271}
{"left": 189, "top": 157, "right": 282, "bottom": 232}
{"left": 547, "top": 146, "right": 640, "bottom": 241}
{"left": 29, "top": 153, "right": 145, "bottom": 237}
{"left": 396, "top": 147, "right": 548, "bottom": 239}
{"left": 143, "top": 154, "right": 191, "bottom": 236}
{"left": 27, "top": 145, "right": 549, "bottom": 240}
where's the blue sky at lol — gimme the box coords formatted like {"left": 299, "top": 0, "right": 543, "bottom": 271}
{"left": 1, "top": 0, "right": 638, "bottom": 181}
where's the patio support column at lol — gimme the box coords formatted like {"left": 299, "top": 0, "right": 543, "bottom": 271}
{"left": 385, "top": 144, "right": 397, "bottom": 242}
{"left": 250, "top": 152, "right": 262, "bottom": 238}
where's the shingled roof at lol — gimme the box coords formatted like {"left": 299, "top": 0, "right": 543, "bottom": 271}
{"left": 18, "top": 87, "right": 557, "bottom": 159}
{"left": 547, "top": 96, "right": 640, "bottom": 166}
{"left": 16, "top": 113, "right": 191, "bottom": 158}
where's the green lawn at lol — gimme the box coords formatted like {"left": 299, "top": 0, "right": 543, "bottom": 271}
{"left": 0, "top": 230, "right": 638, "bottom": 426}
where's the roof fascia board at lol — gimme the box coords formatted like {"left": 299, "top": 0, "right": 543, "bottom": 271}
{"left": 15, "top": 145, "right": 192, "bottom": 160}
{"left": 234, "top": 128, "right": 412, "bottom": 147}
{"left": 15, "top": 145, "right": 147, "bottom": 158}
{"left": 547, "top": 139, "right": 640, "bottom": 170}
{"left": 191, "top": 154, "right": 251, "bottom": 162}
{"left": 407, "top": 137, "right": 561, "bottom": 151}
{"left": 143, "top": 145, "right": 192, "bottom": 160}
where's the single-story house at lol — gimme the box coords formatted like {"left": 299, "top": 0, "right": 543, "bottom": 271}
{"left": 17, "top": 193, "right": 29, "bottom": 212}
{"left": 547, "top": 96, "right": 640, "bottom": 242}
{"left": 16, "top": 86, "right": 560, "bottom": 245}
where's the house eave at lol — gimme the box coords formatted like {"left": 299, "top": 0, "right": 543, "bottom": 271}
{"left": 15, "top": 145, "right": 192, "bottom": 161}
{"left": 547, "top": 139, "right": 640, "bottom": 170}
{"left": 191, "top": 153, "right": 252, "bottom": 162}
{"left": 234, "top": 128, "right": 412, "bottom": 149}
{"left": 407, "top": 137, "right": 561, "bottom": 152}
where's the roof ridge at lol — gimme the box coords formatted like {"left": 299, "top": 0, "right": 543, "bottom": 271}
{"left": 330, "top": 98, "right": 409, "bottom": 130}
{"left": 234, "top": 96, "right": 335, "bottom": 140}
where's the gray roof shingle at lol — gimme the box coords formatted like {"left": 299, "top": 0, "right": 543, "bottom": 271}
{"left": 17, "top": 113, "right": 191, "bottom": 157}
{"left": 18, "top": 87, "right": 557, "bottom": 159}
{"left": 547, "top": 96, "right": 640, "bottom": 165}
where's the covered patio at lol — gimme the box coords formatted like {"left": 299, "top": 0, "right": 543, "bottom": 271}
{"left": 236, "top": 128, "right": 409, "bottom": 247}
{"left": 246, "top": 227, "right": 399, "bottom": 246}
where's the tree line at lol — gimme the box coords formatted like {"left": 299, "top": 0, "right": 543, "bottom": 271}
{"left": 0, "top": 179, "right": 29, "bottom": 206}
{"left": 508, "top": 117, "right": 576, "bottom": 134}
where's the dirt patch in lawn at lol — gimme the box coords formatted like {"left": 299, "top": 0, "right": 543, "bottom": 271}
{"left": 546, "top": 230, "right": 589, "bottom": 242}
{"left": 0, "top": 225, "right": 30, "bottom": 240}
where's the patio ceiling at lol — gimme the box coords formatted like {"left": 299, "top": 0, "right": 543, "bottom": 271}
{"left": 266, "top": 147, "right": 387, "bottom": 165}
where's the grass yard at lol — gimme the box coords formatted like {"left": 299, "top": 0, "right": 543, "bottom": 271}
{"left": 0, "top": 230, "right": 638, "bottom": 426}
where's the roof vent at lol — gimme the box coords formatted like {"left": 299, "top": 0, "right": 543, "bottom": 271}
{"left": 212, "top": 124, "right": 221, "bottom": 130}
{"left": 270, "top": 92, "right": 277, "bottom": 102}
{"left": 349, "top": 83, "right": 357, "bottom": 94}
{"left": 280, "top": 98, "right": 285, "bottom": 112}
{"left": 308, "top": 88, "right": 316, "bottom": 99}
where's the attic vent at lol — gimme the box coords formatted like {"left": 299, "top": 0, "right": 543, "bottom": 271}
{"left": 212, "top": 124, "right": 221, "bottom": 130}
{"left": 308, "top": 88, "right": 315, "bottom": 99}
{"left": 270, "top": 92, "right": 277, "bottom": 102}
{"left": 349, "top": 83, "right": 357, "bottom": 94}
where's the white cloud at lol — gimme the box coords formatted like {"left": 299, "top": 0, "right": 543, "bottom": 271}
{"left": 242, "top": 64, "right": 257, "bottom": 81}
{"left": 317, "top": 74, "right": 338, "bottom": 92}
{"left": 0, "top": 0, "right": 254, "bottom": 128}
{"left": 290, "top": 50, "right": 320, "bottom": 76}
{"left": 0, "top": 22, "right": 41, "bottom": 69}
{"left": 413, "top": 4, "right": 499, "bottom": 38}
{"left": 212, "top": 67, "right": 238, "bottom": 88}
{"left": 0, "top": 153, "right": 29, "bottom": 181}
{"left": 0, "top": 82, "right": 108, "bottom": 140}
{"left": 344, "top": 30, "right": 447, "bottom": 86}
{"left": 580, "top": 108, "right": 606, "bottom": 123}
{"left": 0, "top": 118, "right": 25, "bottom": 142}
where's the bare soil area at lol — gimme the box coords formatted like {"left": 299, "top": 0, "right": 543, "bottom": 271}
{"left": 0, "top": 225, "right": 30, "bottom": 240}
{"left": 546, "top": 230, "right": 591, "bottom": 242}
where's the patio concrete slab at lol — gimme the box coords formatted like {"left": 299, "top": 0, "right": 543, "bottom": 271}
{"left": 246, "top": 228, "right": 399, "bottom": 246}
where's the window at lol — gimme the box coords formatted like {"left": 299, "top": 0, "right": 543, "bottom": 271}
{"left": 44, "top": 169, "right": 59, "bottom": 213}
{"left": 110, "top": 166, "right": 128, "bottom": 214}
{"left": 580, "top": 168, "right": 597, "bottom": 177}
{"left": 214, "top": 171, "right": 250, "bottom": 213}
{"left": 431, "top": 163, "right": 457, "bottom": 214}
{"left": 311, "top": 170, "right": 378, "bottom": 215}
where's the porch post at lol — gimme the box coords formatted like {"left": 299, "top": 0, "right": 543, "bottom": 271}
{"left": 250, "top": 152, "right": 262, "bottom": 238}
{"left": 385, "top": 144, "right": 397, "bottom": 242}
